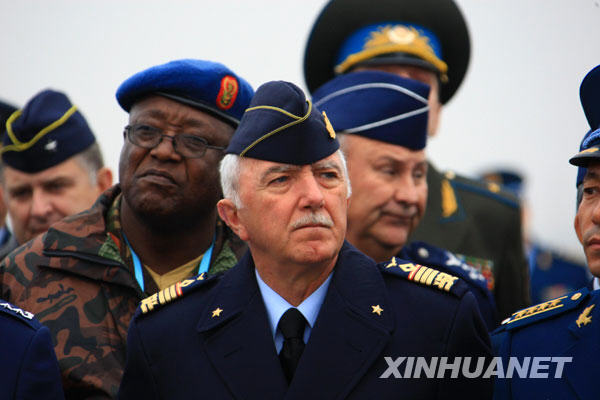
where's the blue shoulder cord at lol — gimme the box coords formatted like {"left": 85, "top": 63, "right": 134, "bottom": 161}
{"left": 123, "top": 234, "right": 215, "bottom": 292}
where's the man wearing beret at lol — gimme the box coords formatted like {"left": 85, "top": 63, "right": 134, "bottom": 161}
{"left": 0, "top": 59, "right": 253, "bottom": 399}
{"left": 119, "top": 80, "right": 492, "bottom": 399}
{"left": 313, "top": 70, "right": 498, "bottom": 330}
{"left": 303, "top": 0, "right": 529, "bottom": 320}
{"left": 0, "top": 90, "right": 113, "bottom": 260}
{"left": 492, "top": 65, "right": 600, "bottom": 399}
{"left": 0, "top": 300, "right": 64, "bottom": 399}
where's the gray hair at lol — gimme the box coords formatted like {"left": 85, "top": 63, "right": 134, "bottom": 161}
{"left": 219, "top": 149, "right": 352, "bottom": 209}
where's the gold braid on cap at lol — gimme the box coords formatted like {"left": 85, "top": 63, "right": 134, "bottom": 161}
{"left": 1, "top": 105, "right": 78, "bottom": 154}
{"left": 239, "top": 100, "right": 313, "bottom": 157}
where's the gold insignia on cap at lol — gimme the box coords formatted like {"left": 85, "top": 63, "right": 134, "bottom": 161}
{"left": 571, "top": 293, "right": 582, "bottom": 301}
{"left": 371, "top": 305, "right": 383, "bottom": 315}
{"left": 579, "top": 147, "right": 600, "bottom": 155}
{"left": 335, "top": 25, "right": 448, "bottom": 82}
{"left": 212, "top": 307, "right": 223, "bottom": 318}
{"left": 322, "top": 111, "right": 336, "bottom": 139}
{"left": 487, "top": 182, "right": 501, "bottom": 193}
{"left": 576, "top": 304, "right": 594, "bottom": 328}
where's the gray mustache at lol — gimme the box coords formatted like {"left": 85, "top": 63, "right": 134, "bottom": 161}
{"left": 291, "top": 213, "right": 334, "bottom": 229}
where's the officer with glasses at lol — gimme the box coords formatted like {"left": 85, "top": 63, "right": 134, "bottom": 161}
{"left": 0, "top": 59, "right": 253, "bottom": 399}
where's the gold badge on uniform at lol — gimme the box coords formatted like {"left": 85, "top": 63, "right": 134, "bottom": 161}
{"left": 371, "top": 305, "right": 383, "bottom": 316}
{"left": 212, "top": 307, "right": 223, "bottom": 318}
{"left": 576, "top": 304, "right": 594, "bottom": 328}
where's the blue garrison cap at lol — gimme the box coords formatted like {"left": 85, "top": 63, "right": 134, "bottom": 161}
{"left": 116, "top": 59, "right": 253, "bottom": 127}
{"left": 226, "top": 80, "right": 339, "bottom": 165}
{"left": 1, "top": 89, "right": 96, "bottom": 173}
{"left": 312, "top": 71, "right": 429, "bottom": 150}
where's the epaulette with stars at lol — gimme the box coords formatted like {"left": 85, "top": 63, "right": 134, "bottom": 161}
{"left": 379, "top": 256, "right": 468, "bottom": 298}
{"left": 495, "top": 288, "right": 590, "bottom": 332}
{"left": 138, "top": 272, "right": 219, "bottom": 315}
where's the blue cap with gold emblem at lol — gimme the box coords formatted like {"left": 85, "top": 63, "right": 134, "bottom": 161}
{"left": 312, "top": 71, "right": 429, "bottom": 150}
{"left": 303, "top": 0, "right": 470, "bottom": 104}
{"left": 1, "top": 89, "right": 96, "bottom": 173}
{"left": 571, "top": 65, "right": 600, "bottom": 170}
{"left": 116, "top": 59, "right": 254, "bottom": 127}
{"left": 226, "top": 80, "right": 339, "bottom": 165}
{"left": 570, "top": 128, "right": 600, "bottom": 168}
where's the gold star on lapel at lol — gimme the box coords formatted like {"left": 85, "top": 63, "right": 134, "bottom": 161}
{"left": 211, "top": 307, "right": 223, "bottom": 318}
{"left": 371, "top": 305, "right": 383, "bottom": 316}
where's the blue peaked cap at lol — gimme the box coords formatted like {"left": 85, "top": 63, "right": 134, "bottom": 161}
{"left": 312, "top": 71, "right": 429, "bottom": 150}
{"left": 580, "top": 65, "right": 600, "bottom": 131}
{"left": 116, "top": 59, "right": 254, "bottom": 127}
{"left": 226, "top": 80, "right": 339, "bottom": 165}
{"left": 1, "top": 89, "right": 96, "bottom": 173}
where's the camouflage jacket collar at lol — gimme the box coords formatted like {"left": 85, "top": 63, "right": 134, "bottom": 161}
{"left": 40, "top": 185, "right": 248, "bottom": 294}
{"left": 40, "top": 185, "right": 141, "bottom": 291}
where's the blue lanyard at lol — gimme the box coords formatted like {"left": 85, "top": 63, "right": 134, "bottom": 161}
{"left": 123, "top": 234, "right": 215, "bottom": 292}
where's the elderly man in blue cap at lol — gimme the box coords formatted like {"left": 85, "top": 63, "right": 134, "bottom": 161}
{"left": 313, "top": 70, "right": 498, "bottom": 330}
{"left": 0, "top": 59, "right": 253, "bottom": 399}
{"left": 491, "top": 65, "right": 600, "bottom": 399}
{"left": 119, "top": 80, "right": 492, "bottom": 399}
{"left": 0, "top": 90, "right": 113, "bottom": 259}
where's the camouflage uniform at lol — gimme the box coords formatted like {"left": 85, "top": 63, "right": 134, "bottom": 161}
{"left": 0, "top": 185, "right": 245, "bottom": 399}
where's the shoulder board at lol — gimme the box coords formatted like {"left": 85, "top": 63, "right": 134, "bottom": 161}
{"left": 404, "top": 242, "right": 490, "bottom": 291}
{"left": 498, "top": 288, "right": 590, "bottom": 331}
{"left": 139, "top": 272, "right": 218, "bottom": 315}
{"left": 379, "top": 256, "right": 467, "bottom": 298}
{"left": 444, "top": 170, "right": 520, "bottom": 209}
{"left": 0, "top": 301, "right": 40, "bottom": 330}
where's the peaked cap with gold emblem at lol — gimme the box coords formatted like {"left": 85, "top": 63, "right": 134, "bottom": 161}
{"left": 226, "top": 80, "right": 339, "bottom": 165}
{"left": 1, "top": 89, "right": 96, "bottom": 173}
{"left": 303, "top": 0, "right": 470, "bottom": 104}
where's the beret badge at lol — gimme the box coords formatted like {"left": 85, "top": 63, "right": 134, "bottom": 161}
{"left": 217, "top": 75, "right": 239, "bottom": 110}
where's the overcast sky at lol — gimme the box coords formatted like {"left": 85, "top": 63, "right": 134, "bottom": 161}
{"left": 2, "top": 0, "right": 599, "bottom": 258}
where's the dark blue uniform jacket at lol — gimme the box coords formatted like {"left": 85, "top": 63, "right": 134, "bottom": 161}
{"left": 492, "top": 287, "right": 600, "bottom": 400}
{"left": 0, "top": 301, "right": 64, "bottom": 400}
{"left": 119, "top": 242, "right": 492, "bottom": 399}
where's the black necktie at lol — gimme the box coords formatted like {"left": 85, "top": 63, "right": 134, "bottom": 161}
{"left": 278, "top": 308, "right": 306, "bottom": 382}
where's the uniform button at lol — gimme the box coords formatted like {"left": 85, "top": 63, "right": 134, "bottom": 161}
{"left": 418, "top": 247, "right": 429, "bottom": 259}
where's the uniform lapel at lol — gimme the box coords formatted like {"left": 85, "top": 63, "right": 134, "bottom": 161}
{"left": 562, "top": 292, "right": 600, "bottom": 400}
{"left": 285, "top": 242, "right": 394, "bottom": 400}
{"left": 196, "top": 252, "right": 287, "bottom": 400}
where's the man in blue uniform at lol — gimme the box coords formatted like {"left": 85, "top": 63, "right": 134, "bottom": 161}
{"left": 303, "top": 0, "right": 528, "bottom": 320}
{"left": 312, "top": 70, "right": 497, "bottom": 329}
{"left": 119, "top": 80, "right": 493, "bottom": 399}
{"left": 0, "top": 300, "right": 64, "bottom": 399}
{"left": 492, "top": 65, "right": 600, "bottom": 399}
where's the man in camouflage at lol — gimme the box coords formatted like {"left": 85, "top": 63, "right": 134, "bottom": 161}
{"left": 0, "top": 59, "right": 253, "bottom": 398}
